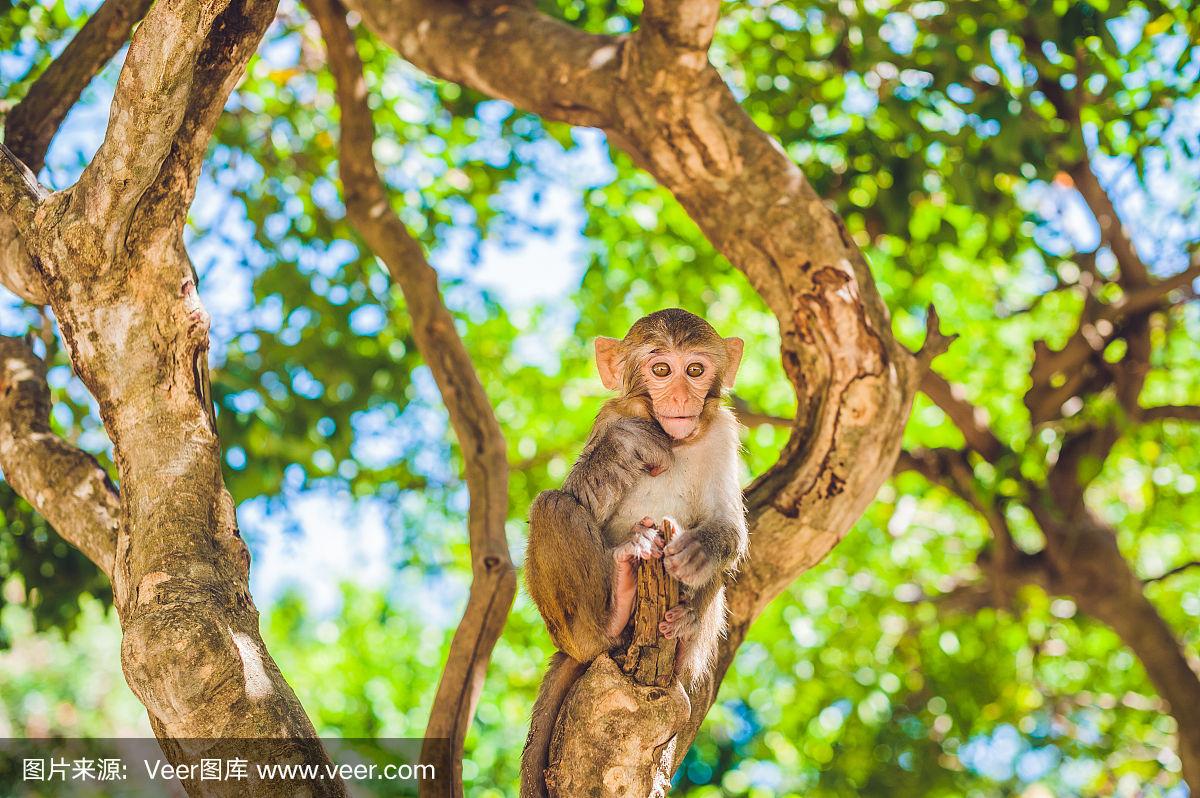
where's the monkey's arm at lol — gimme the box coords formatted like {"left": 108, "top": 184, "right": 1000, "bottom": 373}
{"left": 561, "top": 416, "right": 673, "bottom": 524}
{"left": 526, "top": 417, "right": 671, "bottom": 662}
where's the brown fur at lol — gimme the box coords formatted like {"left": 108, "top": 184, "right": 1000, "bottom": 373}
{"left": 521, "top": 309, "right": 747, "bottom": 797}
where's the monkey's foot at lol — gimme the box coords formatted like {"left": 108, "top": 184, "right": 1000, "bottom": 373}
{"left": 608, "top": 519, "right": 665, "bottom": 638}
{"left": 659, "top": 602, "right": 698, "bottom": 640}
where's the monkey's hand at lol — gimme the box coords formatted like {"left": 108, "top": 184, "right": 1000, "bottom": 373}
{"left": 663, "top": 518, "right": 718, "bottom": 587}
{"left": 658, "top": 601, "right": 699, "bottom": 640}
{"left": 613, "top": 517, "right": 664, "bottom": 567}
{"left": 607, "top": 518, "right": 664, "bottom": 637}
{"left": 612, "top": 417, "right": 674, "bottom": 478}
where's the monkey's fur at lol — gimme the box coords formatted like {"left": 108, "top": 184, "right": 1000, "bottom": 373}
{"left": 521, "top": 309, "right": 748, "bottom": 796}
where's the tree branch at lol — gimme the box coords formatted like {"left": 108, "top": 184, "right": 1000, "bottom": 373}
{"left": 914, "top": 304, "right": 958, "bottom": 371}
{"left": 71, "top": 0, "right": 233, "bottom": 240}
{"left": 919, "top": 371, "right": 1006, "bottom": 462}
{"left": 1024, "top": 258, "right": 1199, "bottom": 424}
{"left": 347, "top": 0, "right": 922, "bottom": 784}
{"left": 1030, "top": 502, "right": 1200, "bottom": 787}
{"left": 0, "top": 336, "right": 119, "bottom": 577}
{"left": 343, "top": 0, "right": 620, "bottom": 129}
{"left": 1146, "top": 561, "right": 1200, "bottom": 584}
{"left": 130, "top": 0, "right": 282, "bottom": 239}
{"left": 4, "top": 0, "right": 154, "bottom": 174}
{"left": 636, "top": 0, "right": 721, "bottom": 68}
{"left": 1143, "top": 405, "right": 1200, "bottom": 422}
{"left": 1069, "top": 160, "right": 1150, "bottom": 288}
{"left": 307, "top": 2, "right": 516, "bottom": 792}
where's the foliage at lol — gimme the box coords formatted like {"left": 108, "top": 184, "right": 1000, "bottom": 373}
{"left": 1, "top": 0, "right": 1198, "bottom": 794}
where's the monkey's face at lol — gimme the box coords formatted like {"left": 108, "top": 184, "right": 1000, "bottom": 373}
{"left": 641, "top": 349, "right": 718, "bottom": 440}
{"left": 594, "top": 309, "right": 745, "bottom": 441}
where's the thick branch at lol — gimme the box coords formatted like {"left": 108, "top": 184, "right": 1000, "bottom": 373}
{"left": 637, "top": 0, "right": 720, "bottom": 68}
{"left": 72, "top": 0, "right": 233, "bottom": 240}
{"left": 12, "top": 2, "right": 343, "bottom": 789}
{"left": 1069, "top": 161, "right": 1149, "bottom": 288}
{"left": 130, "top": 0, "right": 282, "bottom": 239}
{"left": 0, "top": 336, "right": 119, "bottom": 576}
{"left": 4, "top": 0, "right": 154, "bottom": 174}
{"left": 1031, "top": 503, "right": 1200, "bottom": 788}
{"left": 344, "top": 0, "right": 619, "bottom": 128}
{"left": 307, "top": 2, "right": 516, "bottom": 793}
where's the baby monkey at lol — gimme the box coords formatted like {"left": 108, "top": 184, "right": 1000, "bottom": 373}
{"left": 521, "top": 308, "right": 748, "bottom": 796}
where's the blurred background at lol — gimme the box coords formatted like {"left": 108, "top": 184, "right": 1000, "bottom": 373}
{"left": 0, "top": 0, "right": 1198, "bottom": 795}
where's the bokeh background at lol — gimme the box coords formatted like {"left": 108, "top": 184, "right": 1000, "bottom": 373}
{"left": 1, "top": 0, "right": 1198, "bottom": 795}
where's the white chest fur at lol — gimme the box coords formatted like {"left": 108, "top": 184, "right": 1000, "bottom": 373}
{"left": 604, "top": 408, "right": 742, "bottom": 545}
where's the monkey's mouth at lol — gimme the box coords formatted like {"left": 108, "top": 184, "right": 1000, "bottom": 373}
{"left": 658, "top": 414, "right": 700, "bottom": 440}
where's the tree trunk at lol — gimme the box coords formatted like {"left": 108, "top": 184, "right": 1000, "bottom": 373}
{"left": 0, "top": 2, "right": 346, "bottom": 794}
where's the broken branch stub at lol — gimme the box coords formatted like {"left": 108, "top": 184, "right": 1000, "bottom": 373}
{"left": 623, "top": 517, "right": 683, "bottom": 687}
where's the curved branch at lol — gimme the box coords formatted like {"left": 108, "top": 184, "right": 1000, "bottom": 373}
{"left": 344, "top": 0, "right": 620, "bottom": 128}
{"left": 306, "top": 1, "right": 516, "bottom": 792}
{"left": 1144, "top": 405, "right": 1200, "bottom": 422}
{"left": 4, "top": 0, "right": 154, "bottom": 174}
{"left": 347, "top": 0, "right": 920, "bottom": 783}
{"left": 0, "top": 336, "right": 119, "bottom": 576}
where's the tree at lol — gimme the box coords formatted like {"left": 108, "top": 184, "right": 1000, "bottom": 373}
{"left": 1, "top": 0, "right": 1197, "bottom": 795}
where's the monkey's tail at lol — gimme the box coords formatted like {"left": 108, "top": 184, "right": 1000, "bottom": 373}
{"left": 520, "top": 652, "right": 588, "bottom": 798}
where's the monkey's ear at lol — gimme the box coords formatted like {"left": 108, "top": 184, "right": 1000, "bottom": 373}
{"left": 722, "top": 337, "right": 744, "bottom": 389}
{"left": 594, "top": 337, "right": 623, "bottom": 391}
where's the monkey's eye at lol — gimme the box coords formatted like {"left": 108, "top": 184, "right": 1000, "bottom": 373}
{"left": 686, "top": 363, "right": 705, "bottom": 378}
{"left": 651, "top": 363, "right": 671, "bottom": 378}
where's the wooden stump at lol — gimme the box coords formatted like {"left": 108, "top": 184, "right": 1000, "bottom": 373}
{"left": 622, "top": 517, "right": 683, "bottom": 687}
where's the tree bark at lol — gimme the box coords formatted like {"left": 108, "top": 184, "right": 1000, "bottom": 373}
{"left": 0, "top": 2, "right": 344, "bottom": 794}
{"left": 621, "top": 517, "right": 683, "bottom": 689}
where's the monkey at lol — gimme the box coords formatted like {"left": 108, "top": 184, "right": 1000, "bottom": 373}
{"left": 520, "top": 308, "right": 748, "bottom": 797}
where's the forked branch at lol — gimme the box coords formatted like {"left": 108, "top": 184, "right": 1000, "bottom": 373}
{"left": 4, "top": 0, "right": 154, "bottom": 174}
{"left": 72, "top": 0, "right": 233, "bottom": 233}
{"left": 0, "top": 336, "right": 120, "bottom": 577}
